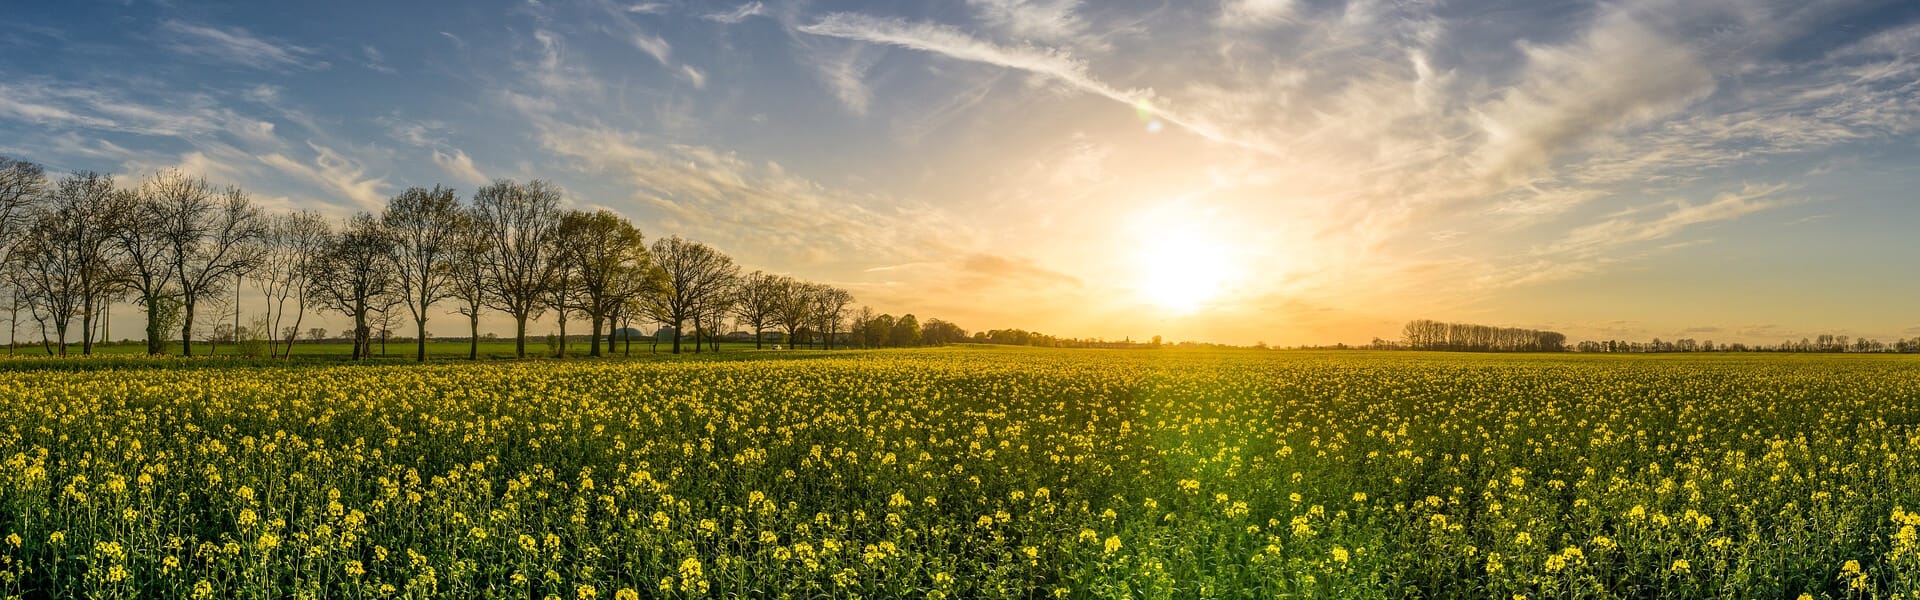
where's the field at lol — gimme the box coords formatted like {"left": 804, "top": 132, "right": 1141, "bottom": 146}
{"left": 2, "top": 348, "right": 1918, "bottom": 598}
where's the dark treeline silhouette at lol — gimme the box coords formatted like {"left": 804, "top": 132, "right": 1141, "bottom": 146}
{"left": 1400, "top": 319, "right": 1568, "bottom": 352}
{"left": 0, "top": 156, "right": 892, "bottom": 360}
{"left": 1573, "top": 335, "right": 1920, "bottom": 353}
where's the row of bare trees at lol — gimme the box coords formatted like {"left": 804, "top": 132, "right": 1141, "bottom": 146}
{"left": 0, "top": 156, "right": 860, "bottom": 360}
{"left": 1, "top": 160, "right": 264, "bottom": 357}
{"left": 1401, "top": 319, "right": 1568, "bottom": 352}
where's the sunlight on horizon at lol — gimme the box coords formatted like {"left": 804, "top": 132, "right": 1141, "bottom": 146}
{"left": 1131, "top": 215, "right": 1243, "bottom": 314}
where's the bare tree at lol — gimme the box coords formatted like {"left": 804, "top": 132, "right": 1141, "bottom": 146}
{"left": 731, "top": 271, "right": 786, "bottom": 350}
{"left": 0, "top": 157, "right": 46, "bottom": 269}
{"left": 382, "top": 185, "right": 464, "bottom": 362}
{"left": 254, "top": 211, "right": 329, "bottom": 358}
{"left": 472, "top": 179, "right": 563, "bottom": 358}
{"left": 812, "top": 285, "right": 854, "bottom": 350}
{"left": 544, "top": 236, "right": 581, "bottom": 358}
{"left": 309, "top": 213, "right": 397, "bottom": 360}
{"left": 163, "top": 181, "right": 266, "bottom": 356}
{"left": 695, "top": 275, "right": 738, "bottom": 353}
{"left": 848, "top": 306, "right": 875, "bottom": 349}
{"left": 113, "top": 172, "right": 194, "bottom": 355}
{"left": 12, "top": 214, "right": 83, "bottom": 355}
{"left": 3, "top": 285, "right": 24, "bottom": 355}
{"left": 448, "top": 211, "right": 488, "bottom": 360}
{"left": 19, "top": 172, "right": 123, "bottom": 356}
{"left": 642, "top": 236, "right": 738, "bottom": 354}
{"left": 773, "top": 278, "right": 816, "bottom": 349}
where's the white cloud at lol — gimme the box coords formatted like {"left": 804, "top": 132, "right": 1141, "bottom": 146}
{"left": 965, "top": 0, "right": 1089, "bottom": 44}
{"left": 797, "top": 13, "right": 1268, "bottom": 154}
{"left": 432, "top": 149, "right": 489, "bottom": 187}
{"left": 259, "top": 141, "right": 389, "bottom": 211}
{"left": 1216, "top": 0, "right": 1296, "bottom": 30}
{"left": 629, "top": 32, "right": 672, "bottom": 65}
{"left": 1474, "top": 7, "right": 1716, "bottom": 185}
{"left": 363, "top": 45, "right": 398, "bottom": 74}
{"left": 158, "top": 20, "right": 322, "bottom": 70}
{"left": 702, "top": 2, "right": 766, "bottom": 24}
{"left": 679, "top": 65, "right": 707, "bottom": 89}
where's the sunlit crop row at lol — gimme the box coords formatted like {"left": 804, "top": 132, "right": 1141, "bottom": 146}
{"left": 1, "top": 349, "right": 1918, "bottom": 598}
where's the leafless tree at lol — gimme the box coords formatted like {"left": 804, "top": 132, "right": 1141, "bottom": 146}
{"left": 12, "top": 214, "right": 83, "bottom": 355}
{"left": 310, "top": 213, "right": 397, "bottom": 360}
{"left": 382, "top": 185, "right": 464, "bottom": 362}
{"left": 254, "top": 211, "right": 329, "bottom": 358}
{"left": 18, "top": 172, "right": 122, "bottom": 355}
{"left": 642, "top": 236, "right": 738, "bottom": 354}
{"left": 812, "top": 285, "right": 854, "bottom": 350}
{"left": 472, "top": 179, "right": 563, "bottom": 358}
{"left": 694, "top": 275, "right": 738, "bottom": 353}
{"left": 114, "top": 172, "right": 191, "bottom": 354}
{"left": 448, "top": 211, "right": 488, "bottom": 360}
{"left": 163, "top": 181, "right": 266, "bottom": 356}
{"left": 0, "top": 157, "right": 46, "bottom": 269}
{"left": 544, "top": 235, "right": 581, "bottom": 358}
{"left": 773, "top": 278, "right": 816, "bottom": 349}
{"left": 731, "top": 271, "right": 786, "bottom": 350}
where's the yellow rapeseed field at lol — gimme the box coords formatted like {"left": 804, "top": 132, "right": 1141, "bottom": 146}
{"left": 1, "top": 347, "right": 1918, "bottom": 598}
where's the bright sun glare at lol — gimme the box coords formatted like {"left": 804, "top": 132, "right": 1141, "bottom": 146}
{"left": 1134, "top": 228, "right": 1240, "bottom": 314}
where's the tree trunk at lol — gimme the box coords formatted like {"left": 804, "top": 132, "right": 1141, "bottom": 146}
{"left": 352, "top": 310, "right": 366, "bottom": 360}
{"left": 468, "top": 315, "right": 480, "bottom": 361}
{"left": 180, "top": 296, "right": 196, "bottom": 357}
{"left": 755, "top": 325, "right": 763, "bottom": 350}
{"left": 146, "top": 298, "right": 165, "bottom": 355}
{"left": 671, "top": 317, "right": 682, "bottom": 354}
{"left": 80, "top": 311, "right": 92, "bottom": 356}
{"left": 556, "top": 311, "right": 568, "bottom": 358}
{"left": 589, "top": 314, "right": 603, "bottom": 358}
{"left": 416, "top": 318, "right": 429, "bottom": 362}
{"left": 514, "top": 315, "right": 527, "bottom": 358}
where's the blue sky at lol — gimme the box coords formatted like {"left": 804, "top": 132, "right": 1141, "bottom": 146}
{"left": 3, "top": 0, "right": 1919, "bottom": 345}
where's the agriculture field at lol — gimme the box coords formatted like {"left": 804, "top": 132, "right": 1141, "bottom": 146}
{"left": 2, "top": 348, "right": 1918, "bottom": 599}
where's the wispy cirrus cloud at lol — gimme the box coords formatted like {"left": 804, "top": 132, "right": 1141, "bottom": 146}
{"left": 1216, "top": 0, "right": 1296, "bottom": 30}
{"left": 795, "top": 12, "right": 1269, "bottom": 154}
{"left": 702, "top": 2, "right": 766, "bottom": 24}
{"left": 964, "top": 0, "right": 1091, "bottom": 45}
{"left": 158, "top": 20, "right": 324, "bottom": 71}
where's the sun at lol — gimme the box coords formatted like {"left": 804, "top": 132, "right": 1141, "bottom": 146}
{"left": 1133, "top": 227, "right": 1240, "bottom": 313}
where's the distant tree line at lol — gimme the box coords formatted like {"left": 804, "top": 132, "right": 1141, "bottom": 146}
{"left": 1573, "top": 335, "right": 1920, "bottom": 353}
{"left": 1401, "top": 319, "right": 1568, "bottom": 352}
{"left": 0, "top": 156, "right": 897, "bottom": 360}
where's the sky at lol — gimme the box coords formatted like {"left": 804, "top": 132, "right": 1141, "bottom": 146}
{"left": 3, "top": 0, "right": 1919, "bottom": 346}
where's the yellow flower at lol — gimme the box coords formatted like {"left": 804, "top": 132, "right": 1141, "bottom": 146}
{"left": 1103, "top": 535, "right": 1122, "bottom": 554}
{"left": 1670, "top": 559, "right": 1691, "bottom": 574}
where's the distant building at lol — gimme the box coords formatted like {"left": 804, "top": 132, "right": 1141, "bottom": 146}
{"left": 611, "top": 327, "right": 646, "bottom": 340}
